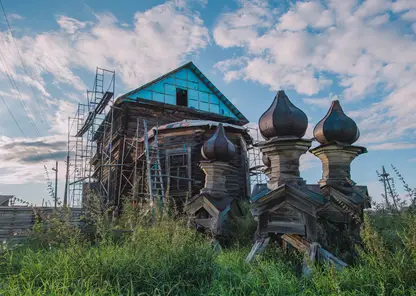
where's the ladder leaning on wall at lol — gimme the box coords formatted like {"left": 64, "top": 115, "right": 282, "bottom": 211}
{"left": 143, "top": 119, "right": 165, "bottom": 205}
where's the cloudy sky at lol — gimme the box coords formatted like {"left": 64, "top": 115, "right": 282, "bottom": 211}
{"left": 0, "top": 0, "right": 415, "bottom": 206}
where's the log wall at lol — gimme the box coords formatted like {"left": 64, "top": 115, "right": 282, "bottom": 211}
{"left": 92, "top": 100, "right": 250, "bottom": 206}
{"left": 154, "top": 126, "right": 249, "bottom": 201}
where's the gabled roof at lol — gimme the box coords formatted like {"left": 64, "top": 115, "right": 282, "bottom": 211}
{"left": 250, "top": 183, "right": 324, "bottom": 217}
{"left": 116, "top": 61, "right": 248, "bottom": 124}
{"left": 251, "top": 183, "right": 324, "bottom": 205}
{"left": 187, "top": 193, "right": 234, "bottom": 215}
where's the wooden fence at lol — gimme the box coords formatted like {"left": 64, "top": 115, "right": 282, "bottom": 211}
{"left": 0, "top": 206, "right": 83, "bottom": 244}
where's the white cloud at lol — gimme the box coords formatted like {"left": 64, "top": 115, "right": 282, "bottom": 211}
{"left": 0, "top": 0, "right": 210, "bottom": 186}
{"left": 305, "top": 123, "right": 315, "bottom": 139}
{"left": 0, "top": 135, "right": 68, "bottom": 184}
{"left": 71, "top": 4, "right": 210, "bottom": 88}
{"left": 354, "top": 0, "right": 391, "bottom": 18}
{"left": 213, "top": 0, "right": 274, "bottom": 48}
{"left": 303, "top": 97, "right": 332, "bottom": 108}
{"left": 7, "top": 13, "right": 24, "bottom": 21}
{"left": 303, "top": 93, "right": 340, "bottom": 109}
{"left": 57, "top": 15, "right": 90, "bottom": 34}
{"left": 1, "top": 0, "right": 209, "bottom": 93}
{"left": 300, "top": 152, "right": 320, "bottom": 172}
{"left": 391, "top": 0, "right": 416, "bottom": 12}
{"left": 368, "top": 142, "right": 416, "bottom": 150}
{"left": 0, "top": 89, "right": 30, "bottom": 101}
{"left": 368, "top": 13, "right": 390, "bottom": 26}
{"left": 401, "top": 9, "right": 416, "bottom": 21}
{"left": 214, "top": 0, "right": 416, "bottom": 148}
{"left": 277, "top": 1, "right": 334, "bottom": 31}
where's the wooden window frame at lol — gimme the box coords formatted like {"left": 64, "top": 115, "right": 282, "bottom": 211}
{"left": 165, "top": 147, "right": 192, "bottom": 197}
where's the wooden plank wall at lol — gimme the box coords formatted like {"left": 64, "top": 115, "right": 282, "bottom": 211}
{"left": 92, "top": 101, "right": 250, "bottom": 205}
{"left": 0, "top": 207, "right": 83, "bottom": 244}
{"left": 156, "top": 127, "right": 248, "bottom": 201}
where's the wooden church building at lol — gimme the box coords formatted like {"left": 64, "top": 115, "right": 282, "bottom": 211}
{"left": 90, "top": 62, "right": 252, "bottom": 210}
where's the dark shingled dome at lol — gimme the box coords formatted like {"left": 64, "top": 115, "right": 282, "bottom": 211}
{"left": 313, "top": 100, "right": 360, "bottom": 145}
{"left": 259, "top": 90, "right": 308, "bottom": 140}
{"left": 201, "top": 123, "right": 236, "bottom": 161}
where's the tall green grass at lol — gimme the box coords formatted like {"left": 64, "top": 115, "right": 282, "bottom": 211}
{"left": 1, "top": 199, "right": 416, "bottom": 295}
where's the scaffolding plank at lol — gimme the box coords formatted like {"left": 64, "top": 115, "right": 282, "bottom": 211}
{"left": 95, "top": 91, "right": 114, "bottom": 114}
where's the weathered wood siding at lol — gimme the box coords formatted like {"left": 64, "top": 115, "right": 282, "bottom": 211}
{"left": 0, "top": 207, "right": 83, "bottom": 244}
{"left": 154, "top": 126, "right": 249, "bottom": 201}
{"left": 92, "top": 100, "right": 250, "bottom": 205}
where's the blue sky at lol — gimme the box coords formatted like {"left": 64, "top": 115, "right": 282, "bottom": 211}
{"left": 0, "top": 0, "right": 415, "bottom": 206}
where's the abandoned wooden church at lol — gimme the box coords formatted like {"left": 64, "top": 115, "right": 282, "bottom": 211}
{"left": 71, "top": 62, "right": 253, "bottom": 228}
{"left": 70, "top": 61, "right": 370, "bottom": 251}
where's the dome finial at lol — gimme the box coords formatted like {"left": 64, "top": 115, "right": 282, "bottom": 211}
{"left": 258, "top": 90, "right": 308, "bottom": 140}
{"left": 313, "top": 100, "right": 360, "bottom": 145}
{"left": 201, "top": 123, "right": 236, "bottom": 161}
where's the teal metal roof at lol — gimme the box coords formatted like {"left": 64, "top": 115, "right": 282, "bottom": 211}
{"left": 116, "top": 61, "right": 248, "bottom": 124}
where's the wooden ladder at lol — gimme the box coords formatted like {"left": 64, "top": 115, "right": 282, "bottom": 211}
{"left": 143, "top": 120, "right": 165, "bottom": 205}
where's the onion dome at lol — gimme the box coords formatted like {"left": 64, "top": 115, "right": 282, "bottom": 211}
{"left": 313, "top": 100, "right": 360, "bottom": 145}
{"left": 259, "top": 90, "right": 308, "bottom": 140}
{"left": 201, "top": 123, "right": 236, "bottom": 161}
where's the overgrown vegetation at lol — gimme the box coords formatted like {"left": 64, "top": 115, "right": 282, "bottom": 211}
{"left": 0, "top": 169, "right": 415, "bottom": 295}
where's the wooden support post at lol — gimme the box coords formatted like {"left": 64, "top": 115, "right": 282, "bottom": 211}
{"left": 281, "top": 234, "right": 348, "bottom": 274}
{"left": 245, "top": 237, "right": 270, "bottom": 263}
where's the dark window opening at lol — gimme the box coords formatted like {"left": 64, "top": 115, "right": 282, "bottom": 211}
{"left": 168, "top": 154, "right": 189, "bottom": 191}
{"left": 176, "top": 88, "right": 188, "bottom": 107}
{"left": 196, "top": 208, "right": 211, "bottom": 219}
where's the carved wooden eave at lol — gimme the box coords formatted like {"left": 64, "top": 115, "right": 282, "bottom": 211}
{"left": 321, "top": 186, "right": 358, "bottom": 209}
{"left": 251, "top": 183, "right": 324, "bottom": 218}
{"left": 319, "top": 185, "right": 365, "bottom": 223}
{"left": 187, "top": 193, "right": 240, "bottom": 234}
{"left": 316, "top": 202, "right": 352, "bottom": 224}
{"left": 327, "top": 184, "right": 371, "bottom": 209}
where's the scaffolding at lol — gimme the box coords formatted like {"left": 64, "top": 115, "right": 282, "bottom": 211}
{"left": 67, "top": 66, "right": 253, "bottom": 207}
{"left": 114, "top": 117, "right": 196, "bottom": 209}
{"left": 247, "top": 126, "right": 266, "bottom": 190}
{"left": 115, "top": 118, "right": 151, "bottom": 205}
{"left": 68, "top": 67, "right": 115, "bottom": 207}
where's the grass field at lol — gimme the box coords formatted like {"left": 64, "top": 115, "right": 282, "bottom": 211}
{"left": 0, "top": 200, "right": 415, "bottom": 296}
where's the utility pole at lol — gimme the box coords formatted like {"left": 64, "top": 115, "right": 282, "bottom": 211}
{"left": 379, "top": 165, "right": 398, "bottom": 210}
{"left": 63, "top": 155, "right": 70, "bottom": 207}
{"left": 52, "top": 161, "right": 58, "bottom": 208}
{"left": 380, "top": 166, "right": 390, "bottom": 207}
{"left": 64, "top": 116, "right": 70, "bottom": 207}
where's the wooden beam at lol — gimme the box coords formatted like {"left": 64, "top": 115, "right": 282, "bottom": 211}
{"left": 281, "top": 234, "right": 310, "bottom": 253}
{"left": 267, "top": 222, "right": 306, "bottom": 236}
